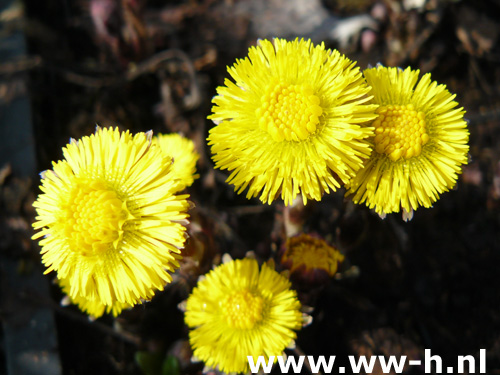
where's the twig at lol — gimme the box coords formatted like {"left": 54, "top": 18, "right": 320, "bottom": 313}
{"left": 56, "top": 49, "right": 201, "bottom": 112}
{"left": 227, "top": 205, "right": 272, "bottom": 215}
{"left": 23, "top": 288, "right": 141, "bottom": 346}
{"left": 469, "top": 57, "right": 494, "bottom": 96}
{"left": 0, "top": 56, "right": 42, "bottom": 75}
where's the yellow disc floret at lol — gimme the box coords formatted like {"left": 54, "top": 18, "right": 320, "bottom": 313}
{"left": 223, "top": 289, "right": 264, "bottom": 330}
{"left": 373, "top": 104, "right": 430, "bottom": 162}
{"left": 256, "top": 81, "right": 323, "bottom": 142}
{"left": 64, "top": 180, "right": 132, "bottom": 256}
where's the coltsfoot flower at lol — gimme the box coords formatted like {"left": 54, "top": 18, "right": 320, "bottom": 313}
{"left": 32, "top": 127, "right": 191, "bottom": 318}
{"left": 208, "top": 38, "right": 377, "bottom": 206}
{"left": 153, "top": 133, "right": 200, "bottom": 190}
{"left": 346, "top": 66, "right": 469, "bottom": 220}
{"left": 281, "top": 233, "right": 345, "bottom": 286}
{"left": 184, "top": 257, "right": 303, "bottom": 374}
{"left": 59, "top": 276, "right": 134, "bottom": 318}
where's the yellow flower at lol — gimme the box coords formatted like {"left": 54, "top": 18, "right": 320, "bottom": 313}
{"left": 208, "top": 38, "right": 377, "bottom": 206}
{"left": 281, "top": 233, "right": 344, "bottom": 285}
{"left": 153, "top": 133, "right": 200, "bottom": 189}
{"left": 346, "top": 66, "right": 469, "bottom": 219}
{"left": 59, "top": 277, "right": 133, "bottom": 318}
{"left": 32, "top": 127, "right": 190, "bottom": 318}
{"left": 185, "top": 257, "right": 303, "bottom": 374}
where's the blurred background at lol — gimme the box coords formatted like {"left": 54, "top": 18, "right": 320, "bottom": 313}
{"left": 1, "top": 0, "right": 500, "bottom": 374}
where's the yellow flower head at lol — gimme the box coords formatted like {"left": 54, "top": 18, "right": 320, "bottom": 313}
{"left": 185, "top": 258, "right": 303, "bottom": 374}
{"left": 32, "top": 127, "right": 191, "bottom": 318}
{"left": 346, "top": 66, "right": 469, "bottom": 219}
{"left": 281, "top": 233, "right": 344, "bottom": 285}
{"left": 153, "top": 133, "right": 200, "bottom": 189}
{"left": 208, "top": 38, "right": 377, "bottom": 206}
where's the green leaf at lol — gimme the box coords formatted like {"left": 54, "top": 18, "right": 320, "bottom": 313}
{"left": 135, "top": 351, "right": 164, "bottom": 375}
{"left": 161, "top": 355, "right": 180, "bottom": 375}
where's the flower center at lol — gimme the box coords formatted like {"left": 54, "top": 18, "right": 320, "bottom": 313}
{"left": 223, "top": 289, "right": 264, "bottom": 329}
{"left": 373, "top": 104, "right": 430, "bottom": 161}
{"left": 256, "top": 81, "right": 323, "bottom": 142}
{"left": 64, "top": 180, "right": 131, "bottom": 256}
